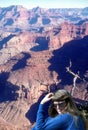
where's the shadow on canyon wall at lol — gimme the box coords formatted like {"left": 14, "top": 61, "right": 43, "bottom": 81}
{"left": 30, "top": 36, "right": 49, "bottom": 51}
{"left": 26, "top": 85, "right": 58, "bottom": 124}
{"left": 48, "top": 35, "right": 88, "bottom": 85}
{"left": 26, "top": 36, "right": 88, "bottom": 123}
{"left": 26, "top": 92, "right": 48, "bottom": 123}
{"left": 0, "top": 34, "right": 16, "bottom": 50}
{"left": 0, "top": 72, "right": 19, "bottom": 102}
{"left": 0, "top": 52, "right": 31, "bottom": 102}
{"left": 11, "top": 52, "right": 31, "bottom": 71}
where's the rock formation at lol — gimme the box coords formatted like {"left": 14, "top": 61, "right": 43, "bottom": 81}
{"left": 0, "top": 5, "right": 88, "bottom": 130}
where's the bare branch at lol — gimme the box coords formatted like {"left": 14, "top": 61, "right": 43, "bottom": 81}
{"left": 66, "top": 60, "right": 81, "bottom": 95}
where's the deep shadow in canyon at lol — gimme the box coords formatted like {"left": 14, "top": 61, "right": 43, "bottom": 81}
{"left": 0, "top": 72, "right": 19, "bottom": 102}
{"left": 26, "top": 84, "right": 59, "bottom": 123}
{"left": 26, "top": 36, "right": 88, "bottom": 123}
{"left": 0, "top": 34, "right": 16, "bottom": 50}
{"left": 11, "top": 52, "right": 31, "bottom": 71}
{"left": 48, "top": 35, "right": 88, "bottom": 85}
{"left": 30, "top": 36, "right": 49, "bottom": 51}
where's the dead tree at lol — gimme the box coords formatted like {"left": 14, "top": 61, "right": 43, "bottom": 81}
{"left": 66, "top": 60, "right": 82, "bottom": 96}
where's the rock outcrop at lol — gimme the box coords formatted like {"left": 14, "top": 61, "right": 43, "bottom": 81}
{"left": 0, "top": 22, "right": 88, "bottom": 65}
{"left": 0, "top": 6, "right": 88, "bottom": 32}
{"left": 0, "top": 43, "right": 88, "bottom": 129}
{"left": 0, "top": 5, "right": 88, "bottom": 130}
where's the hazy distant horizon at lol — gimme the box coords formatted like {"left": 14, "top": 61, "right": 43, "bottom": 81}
{"left": 0, "top": 0, "right": 88, "bottom": 9}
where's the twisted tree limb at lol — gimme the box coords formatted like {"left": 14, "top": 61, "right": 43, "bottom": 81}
{"left": 66, "top": 60, "right": 82, "bottom": 96}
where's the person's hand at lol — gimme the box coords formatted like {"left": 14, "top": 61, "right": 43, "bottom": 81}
{"left": 40, "top": 93, "right": 54, "bottom": 104}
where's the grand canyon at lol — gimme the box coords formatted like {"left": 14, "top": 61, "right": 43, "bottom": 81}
{"left": 0, "top": 5, "right": 88, "bottom": 130}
